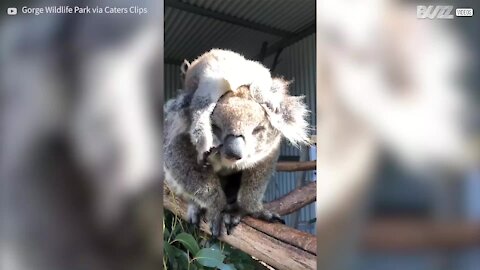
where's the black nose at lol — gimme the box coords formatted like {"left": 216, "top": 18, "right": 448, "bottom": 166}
{"left": 223, "top": 135, "right": 245, "bottom": 160}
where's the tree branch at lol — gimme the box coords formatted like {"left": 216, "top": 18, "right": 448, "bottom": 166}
{"left": 164, "top": 186, "right": 317, "bottom": 270}
{"left": 265, "top": 181, "right": 316, "bottom": 216}
{"left": 276, "top": 160, "right": 316, "bottom": 172}
{"left": 363, "top": 218, "right": 480, "bottom": 250}
{"left": 242, "top": 217, "right": 317, "bottom": 254}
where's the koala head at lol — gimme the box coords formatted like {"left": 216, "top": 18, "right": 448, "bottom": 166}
{"left": 208, "top": 79, "right": 310, "bottom": 171}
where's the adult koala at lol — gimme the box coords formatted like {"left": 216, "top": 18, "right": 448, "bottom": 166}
{"left": 181, "top": 49, "right": 285, "bottom": 165}
{"left": 164, "top": 65, "right": 310, "bottom": 238}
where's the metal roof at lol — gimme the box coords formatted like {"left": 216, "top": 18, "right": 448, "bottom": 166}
{"left": 165, "top": 0, "right": 315, "bottom": 63}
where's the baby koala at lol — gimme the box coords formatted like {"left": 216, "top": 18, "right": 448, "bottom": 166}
{"left": 182, "top": 49, "right": 282, "bottom": 165}
{"left": 164, "top": 80, "right": 310, "bottom": 238}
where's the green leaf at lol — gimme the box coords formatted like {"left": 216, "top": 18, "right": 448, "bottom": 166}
{"left": 219, "top": 263, "right": 237, "bottom": 270}
{"left": 195, "top": 247, "right": 226, "bottom": 268}
{"left": 227, "top": 248, "right": 255, "bottom": 270}
{"left": 209, "top": 243, "right": 222, "bottom": 253}
{"left": 164, "top": 227, "right": 170, "bottom": 240}
{"left": 164, "top": 242, "right": 175, "bottom": 261}
{"left": 165, "top": 242, "right": 191, "bottom": 269}
{"left": 174, "top": 232, "right": 200, "bottom": 255}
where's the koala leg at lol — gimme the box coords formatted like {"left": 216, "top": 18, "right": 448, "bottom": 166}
{"left": 193, "top": 184, "right": 227, "bottom": 238}
{"left": 236, "top": 166, "right": 285, "bottom": 224}
{"left": 187, "top": 202, "right": 203, "bottom": 228}
{"left": 189, "top": 78, "right": 230, "bottom": 165}
{"left": 165, "top": 134, "right": 228, "bottom": 237}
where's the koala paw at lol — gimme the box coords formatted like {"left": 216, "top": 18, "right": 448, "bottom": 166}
{"left": 208, "top": 213, "right": 224, "bottom": 240}
{"left": 194, "top": 133, "right": 214, "bottom": 165}
{"left": 199, "top": 152, "right": 211, "bottom": 167}
{"left": 196, "top": 146, "right": 211, "bottom": 165}
{"left": 198, "top": 146, "right": 221, "bottom": 167}
{"left": 187, "top": 203, "right": 203, "bottom": 228}
{"left": 223, "top": 212, "right": 243, "bottom": 235}
{"left": 252, "top": 210, "right": 285, "bottom": 224}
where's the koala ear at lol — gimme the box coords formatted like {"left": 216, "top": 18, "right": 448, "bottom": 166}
{"left": 180, "top": 60, "right": 190, "bottom": 85}
{"left": 180, "top": 59, "right": 190, "bottom": 74}
{"left": 263, "top": 78, "right": 311, "bottom": 147}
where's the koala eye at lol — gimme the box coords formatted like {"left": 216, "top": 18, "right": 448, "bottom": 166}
{"left": 252, "top": 125, "right": 265, "bottom": 135}
{"left": 212, "top": 124, "right": 222, "bottom": 135}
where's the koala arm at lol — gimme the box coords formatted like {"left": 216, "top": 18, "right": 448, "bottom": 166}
{"left": 236, "top": 151, "right": 284, "bottom": 223}
{"left": 164, "top": 133, "right": 227, "bottom": 237}
{"left": 189, "top": 77, "right": 230, "bottom": 164}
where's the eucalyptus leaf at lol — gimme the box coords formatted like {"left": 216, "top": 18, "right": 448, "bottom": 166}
{"left": 164, "top": 210, "right": 256, "bottom": 270}
{"left": 163, "top": 228, "right": 170, "bottom": 240}
{"left": 163, "top": 242, "right": 175, "bottom": 263}
{"left": 195, "top": 247, "right": 226, "bottom": 267}
{"left": 164, "top": 242, "right": 190, "bottom": 269}
{"left": 209, "top": 243, "right": 222, "bottom": 253}
{"left": 174, "top": 232, "right": 200, "bottom": 255}
{"left": 172, "top": 222, "right": 182, "bottom": 235}
{"left": 219, "top": 263, "right": 237, "bottom": 270}
{"left": 176, "top": 248, "right": 190, "bottom": 269}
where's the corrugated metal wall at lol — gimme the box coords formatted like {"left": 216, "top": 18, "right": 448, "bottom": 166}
{"left": 165, "top": 64, "right": 183, "bottom": 100}
{"left": 165, "top": 7, "right": 280, "bottom": 61}
{"left": 262, "top": 34, "right": 316, "bottom": 234}
{"left": 164, "top": 34, "right": 317, "bottom": 234}
{"left": 264, "top": 33, "right": 316, "bottom": 157}
{"left": 165, "top": 0, "right": 315, "bottom": 61}
{"left": 179, "top": 0, "right": 315, "bottom": 33}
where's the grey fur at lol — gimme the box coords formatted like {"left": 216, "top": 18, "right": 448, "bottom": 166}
{"left": 164, "top": 60, "right": 310, "bottom": 238}
{"left": 181, "top": 49, "right": 281, "bottom": 164}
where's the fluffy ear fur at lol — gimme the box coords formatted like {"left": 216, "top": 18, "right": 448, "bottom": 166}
{"left": 180, "top": 60, "right": 190, "bottom": 87}
{"left": 263, "top": 78, "right": 311, "bottom": 147}
{"left": 180, "top": 59, "right": 190, "bottom": 75}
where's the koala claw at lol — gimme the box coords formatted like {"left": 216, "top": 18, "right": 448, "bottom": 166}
{"left": 198, "top": 146, "right": 219, "bottom": 166}
{"left": 187, "top": 204, "right": 203, "bottom": 228}
{"left": 209, "top": 214, "right": 223, "bottom": 239}
{"left": 197, "top": 152, "right": 207, "bottom": 166}
{"left": 271, "top": 215, "right": 286, "bottom": 224}
{"left": 223, "top": 212, "right": 242, "bottom": 235}
{"left": 195, "top": 134, "right": 214, "bottom": 165}
{"left": 253, "top": 210, "right": 284, "bottom": 224}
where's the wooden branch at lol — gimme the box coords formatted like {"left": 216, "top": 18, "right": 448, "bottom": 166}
{"left": 265, "top": 181, "right": 316, "bottom": 216}
{"left": 242, "top": 217, "right": 317, "bottom": 254}
{"left": 164, "top": 186, "right": 317, "bottom": 270}
{"left": 276, "top": 160, "right": 316, "bottom": 172}
{"left": 363, "top": 218, "right": 480, "bottom": 251}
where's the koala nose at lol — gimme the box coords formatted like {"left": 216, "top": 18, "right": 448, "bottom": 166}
{"left": 223, "top": 135, "right": 245, "bottom": 160}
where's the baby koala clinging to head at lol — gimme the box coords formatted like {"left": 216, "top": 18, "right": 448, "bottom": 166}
{"left": 182, "top": 49, "right": 283, "bottom": 165}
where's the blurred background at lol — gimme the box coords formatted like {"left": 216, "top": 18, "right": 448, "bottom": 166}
{"left": 317, "top": 0, "right": 480, "bottom": 269}
{"left": 0, "top": 1, "right": 163, "bottom": 270}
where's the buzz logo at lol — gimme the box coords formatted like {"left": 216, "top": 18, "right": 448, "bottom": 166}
{"left": 417, "top": 5, "right": 454, "bottom": 19}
